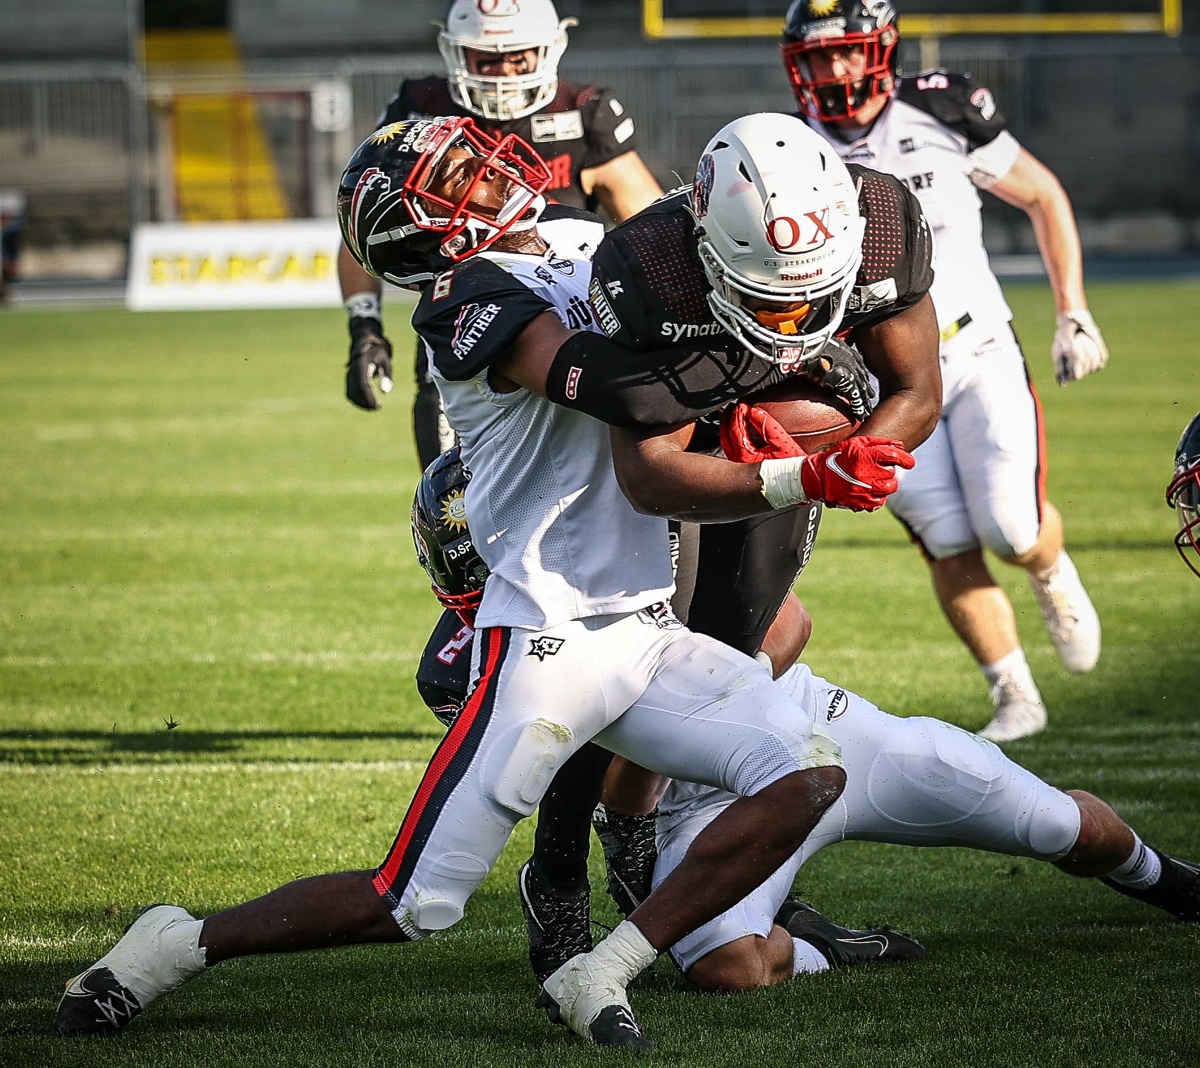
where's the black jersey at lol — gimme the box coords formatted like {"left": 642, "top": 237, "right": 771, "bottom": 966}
{"left": 380, "top": 77, "right": 641, "bottom": 215}
{"left": 589, "top": 166, "right": 933, "bottom": 359}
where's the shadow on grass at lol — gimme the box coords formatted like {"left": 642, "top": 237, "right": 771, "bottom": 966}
{"left": 0, "top": 726, "right": 444, "bottom": 764}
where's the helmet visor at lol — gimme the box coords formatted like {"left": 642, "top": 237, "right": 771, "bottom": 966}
{"left": 402, "top": 119, "right": 551, "bottom": 259}
{"left": 1168, "top": 469, "right": 1200, "bottom": 577}
{"left": 781, "top": 28, "right": 897, "bottom": 122}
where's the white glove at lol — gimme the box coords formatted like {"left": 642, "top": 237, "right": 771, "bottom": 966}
{"left": 1052, "top": 310, "right": 1108, "bottom": 386}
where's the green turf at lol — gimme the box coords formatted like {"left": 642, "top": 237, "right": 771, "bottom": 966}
{"left": 2, "top": 281, "right": 1199, "bottom": 1066}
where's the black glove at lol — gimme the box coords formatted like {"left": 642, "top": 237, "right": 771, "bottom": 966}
{"left": 346, "top": 317, "right": 394, "bottom": 410}
{"left": 797, "top": 337, "right": 875, "bottom": 422}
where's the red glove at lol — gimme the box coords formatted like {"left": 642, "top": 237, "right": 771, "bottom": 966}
{"left": 798, "top": 436, "right": 915, "bottom": 511}
{"left": 719, "top": 402, "right": 803, "bottom": 462}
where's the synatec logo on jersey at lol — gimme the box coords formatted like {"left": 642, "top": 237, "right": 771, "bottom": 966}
{"left": 451, "top": 302, "right": 502, "bottom": 360}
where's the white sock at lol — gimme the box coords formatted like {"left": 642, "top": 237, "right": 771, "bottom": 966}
{"left": 98, "top": 907, "right": 207, "bottom": 1007}
{"left": 1104, "top": 835, "right": 1162, "bottom": 890}
{"left": 982, "top": 648, "right": 1036, "bottom": 691}
{"left": 791, "top": 937, "right": 831, "bottom": 976}
{"left": 589, "top": 920, "right": 658, "bottom": 985}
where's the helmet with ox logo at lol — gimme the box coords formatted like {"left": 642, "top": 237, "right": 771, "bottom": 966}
{"left": 437, "top": 0, "right": 577, "bottom": 121}
{"left": 690, "top": 112, "right": 865, "bottom": 365}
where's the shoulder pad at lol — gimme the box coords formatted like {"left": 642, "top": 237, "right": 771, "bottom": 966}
{"left": 896, "top": 70, "right": 1006, "bottom": 149}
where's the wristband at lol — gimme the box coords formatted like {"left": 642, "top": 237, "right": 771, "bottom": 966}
{"left": 345, "top": 292, "right": 382, "bottom": 321}
{"left": 759, "top": 457, "right": 809, "bottom": 509}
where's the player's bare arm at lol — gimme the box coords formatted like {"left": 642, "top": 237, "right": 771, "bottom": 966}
{"left": 581, "top": 151, "right": 664, "bottom": 223}
{"left": 610, "top": 423, "right": 778, "bottom": 522}
{"left": 851, "top": 291, "right": 942, "bottom": 450}
{"left": 988, "top": 149, "right": 1087, "bottom": 315}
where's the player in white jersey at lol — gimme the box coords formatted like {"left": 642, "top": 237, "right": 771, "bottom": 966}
{"left": 55, "top": 118, "right": 917, "bottom": 1051}
{"left": 782, "top": 0, "right": 1108, "bottom": 743}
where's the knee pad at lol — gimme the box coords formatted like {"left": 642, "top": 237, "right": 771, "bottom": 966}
{"left": 403, "top": 850, "right": 493, "bottom": 936}
{"left": 866, "top": 717, "right": 1004, "bottom": 831}
{"left": 865, "top": 717, "right": 1079, "bottom": 857}
{"left": 485, "top": 717, "right": 577, "bottom": 819}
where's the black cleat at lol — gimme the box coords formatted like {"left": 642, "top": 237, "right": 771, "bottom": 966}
{"left": 1103, "top": 849, "right": 1200, "bottom": 922}
{"left": 592, "top": 804, "right": 658, "bottom": 918}
{"left": 518, "top": 859, "right": 593, "bottom": 984}
{"left": 775, "top": 898, "right": 927, "bottom": 969}
{"left": 54, "top": 966, "right": 142, "bottom": 1037}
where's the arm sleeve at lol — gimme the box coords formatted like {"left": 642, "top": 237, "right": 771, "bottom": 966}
{"left": 967, "top": 129, "right": 1022, "bottom": 190}
{"left": 545, "top": 331, "right": 774, "bottom": 428}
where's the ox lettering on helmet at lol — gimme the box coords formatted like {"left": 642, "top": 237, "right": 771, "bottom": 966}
{"left": 479, "top": 0, "right": 521, "bottom": 15}
{"left": 765, "top": 207, "right": 833, "bottom": 252}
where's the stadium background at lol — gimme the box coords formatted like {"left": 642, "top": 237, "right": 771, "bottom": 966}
{"left": 1, "top": 0, "right": 1199, "bottom": 299}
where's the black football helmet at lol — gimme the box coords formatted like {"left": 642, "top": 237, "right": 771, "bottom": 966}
{"left": 411, "top": 445, "right": 490, "bottom": 619}
{"left": 337, "top": 116, "right": 552, "bottom": 289}
{"left": 1167, "top": 412, "right": 1200, "bottom": 578}
{"left": 781, "top": 0, "right": 900, "bottom": 123}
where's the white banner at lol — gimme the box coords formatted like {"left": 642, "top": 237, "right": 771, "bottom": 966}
{"left": 126, "top": 220, "right": 343, "bottom": 311}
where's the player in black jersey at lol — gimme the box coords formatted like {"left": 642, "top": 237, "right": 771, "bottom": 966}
{"left": 338, "top": 0, "right": 663, "bottom": 469}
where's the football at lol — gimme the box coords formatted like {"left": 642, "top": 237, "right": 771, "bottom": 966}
{"left": 746, "top": 378, "right": 861, "bottom": 451}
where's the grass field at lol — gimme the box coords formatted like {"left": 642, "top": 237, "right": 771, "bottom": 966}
{"left": 2, "top": 280, "right": 1199, "bottom": 1066}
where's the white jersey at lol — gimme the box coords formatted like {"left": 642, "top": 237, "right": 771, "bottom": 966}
{"left": 416, "top": 211, "right": 675, "bottom": 631}
{"left": 805, "top": 70, "right": 1022, "bottom": 337}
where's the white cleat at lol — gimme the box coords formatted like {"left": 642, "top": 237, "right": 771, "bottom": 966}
{"left": 978, "top": 675, "right": 1048, "bottom": 744}
{"left": 1028, "top": 552, "right": 1101, "bottom": 673}
{"left": 536, "top": 951, "right": 653, "bottom": 1049}
{"left": 55, "top": 904, "right": 205, "bottom": 1037}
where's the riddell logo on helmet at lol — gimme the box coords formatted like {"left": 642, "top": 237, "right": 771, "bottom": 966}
{"left": 776, "top": 269, "right": 823, "bottom": 284}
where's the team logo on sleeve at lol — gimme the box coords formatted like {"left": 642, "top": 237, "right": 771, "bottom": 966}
{"left": 451, "top": 302, "right": 503, "bottom": 360}
{"left": 847, "top": 277, "right": 899, "bottom": 314}
{"left": 692, "top": 153, "right": 715, "bottom": 219}
{"left": 588, "top": 278, "right": 621, "bottom": 336}
{"left": 527, "top": 636, "right": 566, "bottom": 660}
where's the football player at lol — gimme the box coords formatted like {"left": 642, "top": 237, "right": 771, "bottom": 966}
{"left": 408, "top": 449, "right": 1200, "bottom": 996}
{"left": 403, "top": 110, "right": 945, "bottom": 990}
{"left": 1168, "top": 412, "right": 1200, "bottom": 577}
{"left": 338, "top": 0, "right": 664, "bottom": 468}
{"left": 781, "top": 0, "right": 1107, "bottom": 743}
{"left": 55, "top": 117, "right": 917, "bottom": 1051}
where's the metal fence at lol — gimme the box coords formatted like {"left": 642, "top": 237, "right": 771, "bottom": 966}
{"left": 0, "top": 36, "right": 1197, "bottom": 274}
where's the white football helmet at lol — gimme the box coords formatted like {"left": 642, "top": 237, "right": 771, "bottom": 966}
{"left": 691, "top": 112, "right": 865, "bottom": 367}
{"left": 437, "top": 0, "right": 577, "bottom": 122}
